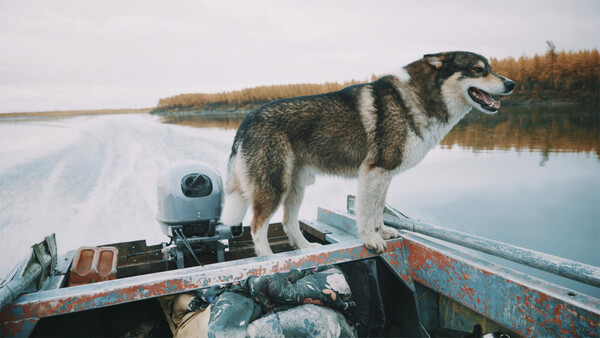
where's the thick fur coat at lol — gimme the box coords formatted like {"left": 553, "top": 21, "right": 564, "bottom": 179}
{"left": 220, "top": 51, "right": 515, "bottom": 256}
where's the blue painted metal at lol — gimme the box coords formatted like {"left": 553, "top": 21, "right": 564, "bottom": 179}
{"left": 380, "top": 244, "right": 414, "bottom": 292}
{"left": 347, "top": 194, "right": 600, "bottom": 287}
{"left": 384, "top": 209, "right": 600, "bottom": 287}
{"left": 301, "top": 219, "right": 358, "bottom": 243}
{"left": 320, "top": 207, "right": 600, "bottom": 336}
{"left": 403, "top": 231, "right": 599, "bottom": 336}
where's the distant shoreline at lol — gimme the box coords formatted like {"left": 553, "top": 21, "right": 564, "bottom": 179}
{"left": 0, "top": 108, "right": 152, "bottom": 119}
{"left": 1, "top": 97, "right": 595, "bottom": 120}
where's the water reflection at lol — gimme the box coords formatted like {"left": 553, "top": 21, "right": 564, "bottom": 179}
{"left": 160, "top": 112, "right": 247, "bottom": 130}
{"left": 442, "top": 104, "right": 599, "bottom": 162}
{"left": 160, "top": 104, "right": 599, "bottom": 158}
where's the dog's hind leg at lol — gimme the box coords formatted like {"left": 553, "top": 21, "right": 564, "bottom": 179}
{"left": 248, "top": 152, "right": 289, "bottom": 256}
{"left": 356, "top": 165, "right": 400, "bottom": 253}
{"left": 243, "top": 133, "right": 295, "bottom": 256}
{"left": 282, "top": 166, "right": 320, "bottom": 249}
{"left": 250, "top": 190, "right": 282, "bottom": 256}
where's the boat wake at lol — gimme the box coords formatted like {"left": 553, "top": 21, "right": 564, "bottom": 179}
{"left": 0, "top": 115, "right": 237, "bottom": 276}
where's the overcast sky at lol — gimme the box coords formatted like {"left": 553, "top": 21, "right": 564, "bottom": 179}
{"left": 0, "top": 0, "right": 598, "bottom": 113}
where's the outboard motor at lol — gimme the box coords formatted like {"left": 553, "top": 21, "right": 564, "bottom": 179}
{"left": 157, "top": 160, "right": 242, "bottom": 267}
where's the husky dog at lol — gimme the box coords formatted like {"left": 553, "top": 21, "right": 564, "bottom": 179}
{"left": 221, "top": 51, "right": 514, "bottom": 256}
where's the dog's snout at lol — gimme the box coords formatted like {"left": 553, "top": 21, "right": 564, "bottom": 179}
{"left": 504, "top": 80, "right": 515, "bottom": 92}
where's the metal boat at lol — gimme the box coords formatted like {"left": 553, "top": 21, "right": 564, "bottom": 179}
{"left": 1, "top": 162, "right": 599, "bottom": 337}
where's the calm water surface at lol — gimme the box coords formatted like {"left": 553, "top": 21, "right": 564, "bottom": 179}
{"left": 0, "top": 104, "right": 598, "bottom": 296}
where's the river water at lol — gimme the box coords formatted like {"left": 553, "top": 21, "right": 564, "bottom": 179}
{"left": 0, "top": 104, "right": 598, "bottom": 297}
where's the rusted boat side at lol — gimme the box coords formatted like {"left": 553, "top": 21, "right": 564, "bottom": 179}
{"left": 320, "top": 208, "right": 600, "bottom": 336}
{"left": 1, "top": 239, "right": 388, "bottom": 336}
{"left": 403, "top": 233, "right": 599, "bottom": 336}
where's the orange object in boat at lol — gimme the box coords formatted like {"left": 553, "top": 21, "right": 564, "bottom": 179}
{"left": 69, "top": 246, "right": 118, "bottom": 286}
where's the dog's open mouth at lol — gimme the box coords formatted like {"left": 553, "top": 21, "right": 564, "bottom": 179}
{"left": 468, "top": 87, "right": 500, "bottom": 112}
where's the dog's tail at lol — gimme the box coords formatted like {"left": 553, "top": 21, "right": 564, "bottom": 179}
{"left": 220, "top": 152, "right": 249, "bottom": 226}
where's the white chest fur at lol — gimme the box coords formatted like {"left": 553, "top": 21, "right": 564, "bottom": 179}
{"left": 397, "top": 114, "right": 460, "bottom": 173}
{"left": 396, "top": 93, "right": 471, "bottom": 173}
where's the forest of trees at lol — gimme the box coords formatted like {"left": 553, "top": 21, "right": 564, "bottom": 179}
{"left": 155, "top": 80, "right": 366, "bottom": 112}
{"left": 154, "top": 45, "right": 598, "bottom": 113}
{"left": 490, "top": 43, "right": 599, "bottom": 102}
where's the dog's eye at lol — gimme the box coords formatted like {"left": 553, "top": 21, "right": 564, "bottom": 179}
{"left": 473, "top": 67, "right": 484, "bottom": 73}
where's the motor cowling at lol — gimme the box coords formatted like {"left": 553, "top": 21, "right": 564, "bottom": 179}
{"left": 157, "top": 160, "right": 224, "bottom": 237}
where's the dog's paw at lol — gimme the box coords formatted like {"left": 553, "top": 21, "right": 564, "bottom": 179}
{"left": 361, "top": 232, "right": 387, "bottom": 253}
{"left": 254, "top": 245, "right": 274, "bottom": 257}
{"left": 377, "top": 225, "right": 401, "bottom": 240}
{"left": 291, "top": 237, "right": 322, "bottom": 250}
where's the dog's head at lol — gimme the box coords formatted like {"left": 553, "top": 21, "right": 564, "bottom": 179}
{"left": 423, "top": 51, "right": 515, "bottom": 114}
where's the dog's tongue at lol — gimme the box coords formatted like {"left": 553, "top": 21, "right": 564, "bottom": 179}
{"left": 475, "top": 88, "right": 501, "bottom": 109}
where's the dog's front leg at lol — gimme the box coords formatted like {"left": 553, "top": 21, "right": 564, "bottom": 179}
{"left": 356, "top": 165, "right": 401, "bottom": 253}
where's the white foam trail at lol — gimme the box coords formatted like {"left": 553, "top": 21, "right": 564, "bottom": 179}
{"left": 0, "top": 114, "right": 237, "bottom": 276}
{"left": 0, "top": 122, "right": 82, "bottom": 171}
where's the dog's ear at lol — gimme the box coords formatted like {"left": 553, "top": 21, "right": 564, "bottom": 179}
{"left": 424, "top": 53, "right": 446, "bottom": 69}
